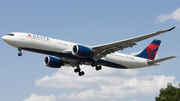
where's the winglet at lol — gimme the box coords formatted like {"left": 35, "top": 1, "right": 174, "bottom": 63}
{"left": 167, "top": 26, "right": 175, "bottom": 31}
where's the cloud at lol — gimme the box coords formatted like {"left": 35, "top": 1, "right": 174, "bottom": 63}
{"left": 23, "top": 93, "right": 57, "bottom": 101}
{"left": 33, "top": 74, "right": 179, "bottom": 101}
{"left": 35, "top": 65, "right": 138, "bottom": 89}
{"left": 33, "top": 65, "right": 179, "bottom": 101}
{"left": 156, "top": 7, "right": 180, "bottom": 23}
{"left": 62, "top": 75, "right": 178, "bottom": 100}
{"left": 130, "top": 50, "right": 142, "bottom": 56}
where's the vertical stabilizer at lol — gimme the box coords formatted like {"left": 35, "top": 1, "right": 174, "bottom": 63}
{"left": 136, "top": 39, "right": 161, "bottom": 60}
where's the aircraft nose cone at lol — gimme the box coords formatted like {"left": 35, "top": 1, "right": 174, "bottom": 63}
{"left": 2, "top": 35, "right": 10, "bottom": 43}
{"left": 2, "top": 35, "right": 7, "bottom": 41}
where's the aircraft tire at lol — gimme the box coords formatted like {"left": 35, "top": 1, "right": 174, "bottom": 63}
{"left": 95, "top": 65, "right": 102, "bottom": 71}
{"left": 79, "top": 71, "right": 85, "bottom": 76}
{"left": 18, "top": 53, "right": 22, "bottom": 56}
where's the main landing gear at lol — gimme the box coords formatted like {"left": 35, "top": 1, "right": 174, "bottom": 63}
{"left": 18, "top": 48, "right": 23, "bottom": 56}
{"left": 74, "top": 67, "right": 85, "bottom": 76}
{"left": 74, "top": 63, "right": 102, "bottom": 76}
{"left": 91, "top": 62, "right": 102, "bottom": 71}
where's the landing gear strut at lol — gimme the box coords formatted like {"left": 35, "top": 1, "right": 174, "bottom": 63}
{"left": 74, "top": 67, "right": 85, "bottom": 76}
{"left": 18, "top": 48, "right": 22, "bottom": 56}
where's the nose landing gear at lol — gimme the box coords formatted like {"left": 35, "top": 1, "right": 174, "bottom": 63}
{"left": 18, "top": 48, "right": 22, "bottom": 56}
{"left": 18, "top": 52, "right": 22, "bottom": 56}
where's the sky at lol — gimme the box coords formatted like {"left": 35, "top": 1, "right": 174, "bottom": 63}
{"left": 0, "top": 0, "right": 180, "bottom": 101}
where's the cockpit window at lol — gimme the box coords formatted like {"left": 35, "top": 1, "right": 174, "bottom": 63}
{"left": 7, "top": 34, "right": 14, "bottom": 36}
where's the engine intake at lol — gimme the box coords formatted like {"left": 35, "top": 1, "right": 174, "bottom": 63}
{"left": 44, "top": 56, "right": 63, "bottom": 68}
{"left": 72, "top": 45, "right": 92, "bottom": 58}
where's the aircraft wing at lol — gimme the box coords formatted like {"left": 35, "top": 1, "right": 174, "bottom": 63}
{"left": 92, "top": 27, "right": 175, "bottom": 61}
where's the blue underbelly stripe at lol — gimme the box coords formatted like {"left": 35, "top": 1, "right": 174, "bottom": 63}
{"left": 21, "top": 47, "right": 128, "bottom": 69}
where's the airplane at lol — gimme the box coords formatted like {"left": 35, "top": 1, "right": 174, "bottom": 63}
{"left": 2, "top": 27, "right": 176, "bottom": 76}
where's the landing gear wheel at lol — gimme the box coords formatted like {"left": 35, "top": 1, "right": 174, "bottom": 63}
{"left": 18, "top": 53, "right": 22, "bottom": 56}
{"left": 74, "top": 66, "right": 85, "bottom": 76}
{"left": 18, "top": 48, "right": 22, "bottom": 56}
{"left": 74, "top": 68, "right": 81, "bottom": 73}
{"left": 78, "top": 71, "right": 85, "bottom": 76}
{"left": 95, "top": 65, "right": 102, "bottom": 71}
{"left": 91, "top": 62, "right": 97, "bottom": 67}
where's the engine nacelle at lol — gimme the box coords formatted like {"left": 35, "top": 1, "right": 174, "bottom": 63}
{"left": 72, "top": 45, "right": 92, "bottom": 58}
{"left": 44, "top": 56, "right": 63, "bottom": 68}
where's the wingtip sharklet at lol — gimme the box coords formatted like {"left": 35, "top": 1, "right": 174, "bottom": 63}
{"left": 168, "top": 26, "right": 175, "bottom": 31}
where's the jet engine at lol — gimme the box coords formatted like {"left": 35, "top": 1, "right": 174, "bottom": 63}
{"left": 44, "top": 56, "right": 64, "bottom": 68}
{"left": 72, "top": 45, "right": 92, "bottom": 58}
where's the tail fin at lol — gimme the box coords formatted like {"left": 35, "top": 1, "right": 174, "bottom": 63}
{"left": 136, "top": 39, "right": 161, "bottom": 60}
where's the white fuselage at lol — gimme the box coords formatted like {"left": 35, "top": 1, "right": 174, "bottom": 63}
{"left": 2, "top": 32, "right": 155, "bottom": 69}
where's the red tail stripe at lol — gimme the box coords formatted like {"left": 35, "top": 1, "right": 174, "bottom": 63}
{"left": 145, "top": 47, "right": 152, "bottom": 60}
{"left": 147, "top": 43, "right": 159, "bottom": 51}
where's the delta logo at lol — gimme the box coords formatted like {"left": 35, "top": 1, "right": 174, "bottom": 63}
{"left": 27, "top": 34, "right": 50, "bottom": 41}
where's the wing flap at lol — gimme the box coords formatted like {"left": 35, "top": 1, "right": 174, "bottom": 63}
{"left": 94, "top": 41, "right": 137, "bottom": 60}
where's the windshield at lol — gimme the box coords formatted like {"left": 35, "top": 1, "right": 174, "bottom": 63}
{"left": 7, "top": 34, "right": 14, "bottom": 36}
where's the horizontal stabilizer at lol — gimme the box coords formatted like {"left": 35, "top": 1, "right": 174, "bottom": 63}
{"left": 148, "top": 56, "right": 176, "bottom": 65}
